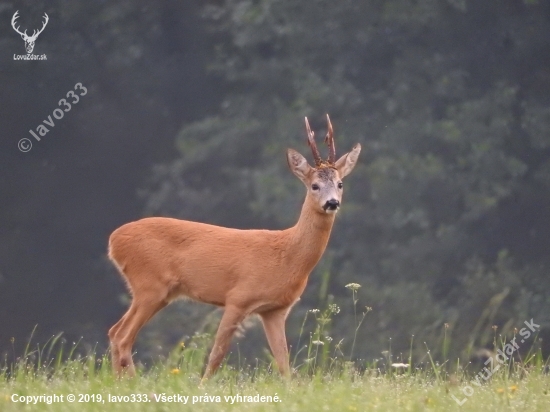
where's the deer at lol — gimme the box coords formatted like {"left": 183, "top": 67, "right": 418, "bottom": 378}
{"left": 107, "top": 114, "right": 361, "bottom": 380}
{"left": 11, "top": 11, "right": 49, "bottom": 54}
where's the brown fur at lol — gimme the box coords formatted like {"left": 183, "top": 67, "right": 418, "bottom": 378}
{"left": 107, "top": 120, "right": 361, "bottom": 381}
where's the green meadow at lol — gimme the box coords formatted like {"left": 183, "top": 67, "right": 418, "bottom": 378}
{"left": 2, "top": 352, "right": 550, "bottom": 411}
{"left": 3, "top": 311, "right": 550, "bottom": 412}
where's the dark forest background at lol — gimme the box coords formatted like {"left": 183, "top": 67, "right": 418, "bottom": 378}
{"left": 1, "top": 0, "right": 550, "bottom": 366}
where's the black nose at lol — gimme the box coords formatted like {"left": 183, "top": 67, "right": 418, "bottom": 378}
{"left": 324, "top": 199, "right": 340, "bottom": 211}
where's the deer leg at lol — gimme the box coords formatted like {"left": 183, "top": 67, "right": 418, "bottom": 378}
{"left": 202, "top": 305, "right": 246, "bottom": 381}
{"left": 108, "top": 304, "right": 137, "bottom": 375}
{"left": 111, "top": 297, "right": 167, "bottom": 377}
{"left": 260, "top": 307, "right": 291, "bottom": 377}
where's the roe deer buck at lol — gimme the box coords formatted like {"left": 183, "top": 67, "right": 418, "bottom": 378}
{"left": 107, "top": 114, "right": 361, "bottom": 379}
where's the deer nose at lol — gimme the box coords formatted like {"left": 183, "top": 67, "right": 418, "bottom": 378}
{"left": 324, "top": 199, "right": 340, "bottom": 211}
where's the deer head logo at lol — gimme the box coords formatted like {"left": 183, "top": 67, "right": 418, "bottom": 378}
{"left": 11, "top": 11, "right": 49, "bottom": 54}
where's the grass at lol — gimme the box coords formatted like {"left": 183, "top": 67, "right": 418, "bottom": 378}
{"left": 3, "top": 288, "right": 550, "bottom": 411}
{"left": 2, "top": 351, "right": 550, "bottom": 411}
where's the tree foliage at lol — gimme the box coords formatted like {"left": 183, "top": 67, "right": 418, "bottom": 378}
{"left": 3, "top": 0, "right": 550, "bottom": 366}
{"left": 143, "top": 0, "right": 550, "bottom": 361}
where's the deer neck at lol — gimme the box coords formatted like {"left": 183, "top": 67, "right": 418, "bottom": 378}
{"left": 285, "top": 197, "right": 335, "bottom": 275}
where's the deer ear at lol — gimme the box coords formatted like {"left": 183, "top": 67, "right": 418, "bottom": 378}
{"left": 287, "top": 149, "right": 312, "bottom": 183}
{"left": 335, "top": 144, "right": 361, "bottom": 178}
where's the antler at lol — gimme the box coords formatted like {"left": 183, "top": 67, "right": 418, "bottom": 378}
{"left": 324, "top": 114, "right": 336, "bottom": 164}
{"left": 28, "top": 13, "right": 49, "bottom": 40}
{"left": 305, "top": 117, "right": 323, "bottom": 167}
{"left": 11, "top": 11, "right": 27, "bottom": 37}
{"left": 11, "top": 11, "right": 49, "bottom": 41}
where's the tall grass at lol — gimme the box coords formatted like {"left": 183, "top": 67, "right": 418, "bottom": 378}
{"left": 2, "top": 287, "right": 550, "bottom": 411}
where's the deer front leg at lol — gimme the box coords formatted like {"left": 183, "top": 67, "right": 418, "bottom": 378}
{"left": 260, "top": 307, "right": 291, "bottom": 377}
{"left": 202, "top": 305, "right": 246, "bottom": 382}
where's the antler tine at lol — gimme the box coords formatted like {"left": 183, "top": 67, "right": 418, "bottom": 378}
{"left": 324, "top": 114, "right": 336, "bottom": 164}
{"left": 11, "top": 11, "right": 27, "bottom": 37}
{"left": 305, "top": 117, "right": 322, "bottom": 167}
{"left": 29, "top": 13, "right": 49, "bottom": 39}
{"left": 40, "top": 13, "right": 49, "bottom": 32}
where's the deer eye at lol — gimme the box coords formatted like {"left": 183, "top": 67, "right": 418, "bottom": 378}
{"left": 337, "top": 182, "right": 343, "bottom": 189}
{"left": 311, "top": 184, "right": 320, "bottom": 191}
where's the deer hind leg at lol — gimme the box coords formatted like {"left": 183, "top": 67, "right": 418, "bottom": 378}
{"left": 260, "top": 307, "right": 291, "bottom": 377}
{"left": 201, "top": 305, "right": 247, "bottom": 382}
{"left": 108, "top": 304, "right": 137, "bottom": 375}
{"left": 109, "top": 293, "right": 168, "bottom": 377}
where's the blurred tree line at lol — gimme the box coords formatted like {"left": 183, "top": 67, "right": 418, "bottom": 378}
{"left": 2, "top": 0, "right": 550, "bottom": 366}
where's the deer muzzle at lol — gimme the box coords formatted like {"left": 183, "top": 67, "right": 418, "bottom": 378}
{"left": 323, "top": 199, "right": 340, "bottom": 212}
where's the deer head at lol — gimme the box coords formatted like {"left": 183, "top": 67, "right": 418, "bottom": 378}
{"left": 287, "top": 114, "right": 361, "bottom": 215}
{"left": 11, "top": 11, "right": 49, "bottom": 54}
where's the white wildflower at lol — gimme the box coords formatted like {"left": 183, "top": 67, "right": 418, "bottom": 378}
{"left": 328, "top": 304, "right": 340, "bottom": 314}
